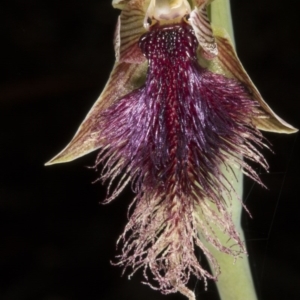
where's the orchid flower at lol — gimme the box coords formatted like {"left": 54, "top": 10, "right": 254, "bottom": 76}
{"left": 46, "top": 0, "right": 297, "bottom": 299}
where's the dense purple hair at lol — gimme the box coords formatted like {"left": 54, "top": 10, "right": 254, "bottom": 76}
{"left": 94, "top": 22, "right": 267, "bottom": 295}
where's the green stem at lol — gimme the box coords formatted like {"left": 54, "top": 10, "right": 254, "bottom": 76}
{"left": 201, "top": 1, "right": 257, "bottom": 299}
{"left": 209, "top": 0, "right": 235, "bottom": 45}
{"left": 202, "top": 165, "right": 257, "bottom": 300}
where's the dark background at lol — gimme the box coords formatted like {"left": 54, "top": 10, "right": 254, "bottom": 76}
{"left": 0, "top": 0, "right": 299, "bottom": 299}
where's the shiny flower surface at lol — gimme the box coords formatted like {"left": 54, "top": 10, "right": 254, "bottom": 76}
{"left": 46, "top": 0, "right": 297, "bottom": 299}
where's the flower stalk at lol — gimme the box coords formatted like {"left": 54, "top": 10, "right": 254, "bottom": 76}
{"left": 46, "top": 0, "right": 297, "bottom": 299}
{"left": 198, "top": 1, "right": 256, "bottom": 299}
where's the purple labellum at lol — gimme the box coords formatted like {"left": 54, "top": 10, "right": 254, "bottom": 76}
{"left": 98, "top": 21, "right": 265, "bottom": 204}
{"left": 94, "top": 21, "right": 267, "bottom": 294}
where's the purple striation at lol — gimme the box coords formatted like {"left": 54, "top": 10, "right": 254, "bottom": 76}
{"left": 95, "top": 22, "right": 267, "bottom": 296}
